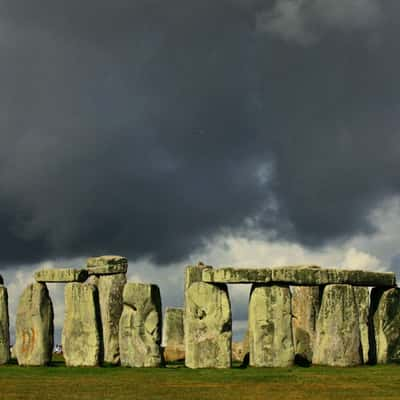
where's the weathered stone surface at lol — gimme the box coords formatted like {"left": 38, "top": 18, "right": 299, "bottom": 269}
{"left": 87, "top": 255, "right": 128, "bottom": 275}
{"left": 0, "top": 286, "right": 10, "bottom": 364}
{"left": 163, "top": 307, "right": 184, "bottom": 347}
{"left": 163, "top": 345, "right": 185, "bottom": 362}
{"left": 34, "top": 268, "right": 88, "bottom": 283}
{"left": 292, "top": 286, "right": 321, "bottom": 362}
{"left": 370, "top": 287, "right": 400, "bottom": 364}
{"left": 354, "top": 287, "right": 370, "bottom": 364}
{"left": 202, "top": 266, "right": 396, "bottom": 287}
{"left": 62, "top": 283, "right": 102, "bottom": 367}
{"left": 248, "top": 284, "right": 294, "bottom": 367}
{"left": 119, "top": 283, "right": 162, "bottom": 367}
{"left": 185, "top": 281, "right": 232, "bottom": 368}
{"left": 313, "top": 284, "right": 361, "bottom": 367}
{"left": 185, "top": 263, "right": 211, "bottom": 289}
{"left": 15, "top": 283, "right": 54, "bottom": 366}
{"left": 90, "top": 274, "right": 126, "bottom": 365}
{"left": 232, "top": 341, "right": 246, "bottom": 363}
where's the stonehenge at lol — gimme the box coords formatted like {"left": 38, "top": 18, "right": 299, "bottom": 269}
{"left": 2, "top": 260, "right": 399, "bottom": 369}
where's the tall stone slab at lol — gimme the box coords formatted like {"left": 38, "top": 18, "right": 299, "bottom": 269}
{"left": 370, "top": 287, "right": 400, "bottom": 364}
{"left": 163, "top": 307, "right": 184, "bottom": 362}
{"left": 185, "top": 281, "right": 232, "bottom": 369}
{"left": 292, "top": 286, "right": 321, "bottom": 362}
{"left": 15, "top": 283, "right": 54, "bottom": 366}
{"left": 0, "top": 286, "right": 10, "bottom": 364}
{"left": 119, "top": 283, "right": 162, "bottom": 367}
{"left": 87, "top": 273, "right": 126, "bottom": 365}
{"left": 248, "top": 284, "right": 294, "bottom": 367}
{"left": 313, "top": 284, "right": 361, "bottom": 367}
{"left": 62, "top": 283, "right": 102, "bottom": 367}
{"left": 354, "top": 287, "right": 370, "bottom": 364}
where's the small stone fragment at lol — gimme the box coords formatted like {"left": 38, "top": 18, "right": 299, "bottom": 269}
{"left": 313, "top": 284, "right": 361, "bottom": 367}
{"left": 292, "top": 286, "right": 321, "bottom": 362}
{"left": 87, "top": 255, "right": 128, "bottom": 275}
{"left": 354, "top": 286, "right": 370, "bottom": 364}
{"left": 163, "top": 307, "right": 184, "bottom": 362}
{"left": 34, "top": 268, "right": 88, "bottom": 283}
{"left": 0, "top": 286, "right": 10, "bottom": 364}
{"left": 248, "top": 284, "right": 294, "bottom": 367}
{"left": 119, "top": 283, "right": 162, "bottom": 367}
{"left": 15, "top": 283, "right": 54, "bottom": 366}
{"left": 62, "top": 283, "right": 102, "bottom": 367}
{"left": 185, "top": 281, "right": 232, "bottom": 368}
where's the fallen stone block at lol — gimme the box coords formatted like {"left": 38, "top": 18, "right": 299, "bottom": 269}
{"left": 87, "top": 255, "right": 128, "bottom": 275}
{"left": 313, "top": 284, "right": 361, "bottom": 367}
{"left": 248, "top": 284, "right": 294, "bottom": 367}
{"left": 62, "top": 283, "right": 102, "bottom": 367}
{"left": 15, "top": 283, "right": 54, "bottom": 366}
{"left": 0, "top": 286, "right": 10, "bottom": 364}
{"left": 119, "top": 283, "right": 162, "bottom": 367}
{"left": 34, "top": 268, "right": 88, "bottom": 283}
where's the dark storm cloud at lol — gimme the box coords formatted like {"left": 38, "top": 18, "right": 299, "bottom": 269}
{"left": 0, "top": 0, "right": 399, "bottom": 267}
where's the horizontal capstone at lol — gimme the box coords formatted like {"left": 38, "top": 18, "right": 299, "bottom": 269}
{"left": 34, "top": 268, "right": 88, "bottom": 283}
{"left": 87, "top": 255, "right": 128, "bottom": 275}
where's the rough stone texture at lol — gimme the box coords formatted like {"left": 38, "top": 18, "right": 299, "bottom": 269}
{"left": 119, "top": 283, "right": 162, "bottom": 367}
{"left": 0, "top": 286, "right": 10, "bottom": 364}
{"left": 163, "top": 345, "right": 185, "bottom": 362}
{"left": 163, "top": 307, "right": 184, "bottom": 346}
{"left": 90, "top": 274, "right": 126, "bottom": 365}
{"left": 15, "top": 283, "right": 54, "bottom": 366}
{"left": 185, "top": 281, "right": 232, "bottom": 368}
{"left": 232, "top": 341, "right": 246, "bottom": 363}
{"left": 185, "top": 263, "right": 210, "bottom": 289}
{"left": 313, "top": 284, "right": 361, "bottom": 367}
{"left": 370, "top": 287, "right": 400, "bottom": 364}
{"left": 292, "top": 286, "right": 321, "bottom": 362}
{"left": 62, "top": 283, "right": 102, "bottom": 367}
{"left": 87, "top": 255, "right": 128, "bottom": 275}
{"left": 354, "top": 286, "right": 370, "bottom": 364}
{"left": 248, "top": 284, "right": 294, "bottom": 367}
{"left": 34, "top": 268, "right": 88, "bottom": 283}
{"left": 202, "top": 266, "right": 396, "bottom": 287}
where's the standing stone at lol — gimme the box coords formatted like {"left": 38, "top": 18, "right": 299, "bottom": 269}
{"left": 248, "top": 284, "right": 294, "bottom": 367}
{"left": 62, "top": 283, "right": 102, "bottom": 367}
{"left": 163, "top": 307, "right": 184, "bottom": 362}
{"left": 292, "top": 286, "right": 321, "bottom": 362}
{"left": 0, "top": 286, "right": 10, "bottom": 364}
{"left": 313, "top": 284, "right": 361, "bottom": 367}
{"left": 88, "top": 273, "right": 126, "bottom": 364}
{"left": 185, "top": 281, "right": 232, "bottom": 368}
{"left": 15, "top": 283, "right": 54, "bottom": 366}
{"left": 119, "top": 283, "right": 162, "bottom": 367}
{"left": 370, "top": 287, "right": 400, "bottom": 364}
{"left": 354, "top": 286, "right": 370, "bottom": 364}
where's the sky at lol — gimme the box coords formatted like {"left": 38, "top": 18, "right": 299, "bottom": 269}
{"left": 0, "top": 0, "right": 400, "bottom": 343}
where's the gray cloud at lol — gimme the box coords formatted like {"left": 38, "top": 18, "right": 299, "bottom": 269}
{"left": 0, "top": 1, "right": 399, "bottom": 268}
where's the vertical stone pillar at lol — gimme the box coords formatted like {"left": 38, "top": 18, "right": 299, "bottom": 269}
{"left": 119, "top": 283, "right": 162, "bottom": 367}
{"left": 292, "top": 286, "right": 321, "bottom": 363}
{"left": 163, "top": 307, "right": 185, "bottom": 362}
{"left": 0, "top": 284, "right": 10, "bottom": 365}
{"left": 369, "top": 287, "right": 400, "bottom": 364}
{"left": 87, "top": 255, "right": 127, "bottom": 365}
{"left": 62, "top": 283, "right": 102, "bottom": 367}
{"left": 15, "top": 283, "right": 54, "bottom": 366}
{"left": 312, "top": 284, "right": 361, "bottom": 366}
{"left": 248, "top": 284, "right": 294, "bottom": 367}
{"left": 354, "top": 287, "right": 370, "bottom": 364}
{"left": 184, "top": 265, "right": 232, "bottom": 368}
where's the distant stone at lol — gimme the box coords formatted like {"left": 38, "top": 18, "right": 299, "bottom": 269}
{"left": 163, "top": 345, "right": 185, "bottom": 362}
{"left": 313, "top": 284, "right": 361, "bottom": 367}
{"left": 232, "top": 341, "right": 246, "bottom": 363}
{"left": 91, "top": 273, "right": 126, "bottom": 364}
{"left": 0, "top": 286, "right": 10, "bottom": 364}
{"left": 15, "top": 283, "right": 54, "bottom": 366}
{"left": 119, "top": 283, "right": 162, "bottom": 367}
{"left": 370, "top": 287, "right": 400, "bottom": 364}
{"left": 202, "top": 267, "right": 271, "bottom": 284}
{"left": 292, "top": 286, "right": 321, "bottom": 362}
{"left": 185, "top": 281, "right": 232, "bottom": 368}
{"left": 62, "top": 283, "right": 102, "bottom": 367}
{"left": 354, "top": 287, "right": 370, "bottom": 364}
{"left": 163, "top": 307, "right": 184, "bottom": 347}
{"left": 34, "top": 268, "right": 88, "bottom": 283}
{"left": 248, "top": 284, "right": 294, "bottom": 367}
{"left": 87, "top": 255, "right": 128, "bottom": 275}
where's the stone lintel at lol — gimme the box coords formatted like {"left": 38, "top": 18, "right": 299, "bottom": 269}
{"left": 34, "top": 268, "right": 88, "bottom": 283}
{"left": 202, "top": 266, "right": 396, "bottom": 287}
{"left": 87, "top": 255, "right": 128, "bottom": 275}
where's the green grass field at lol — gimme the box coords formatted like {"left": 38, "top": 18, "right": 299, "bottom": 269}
{"left": 1, "top": 358, "right": 400, "bottom": 400}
